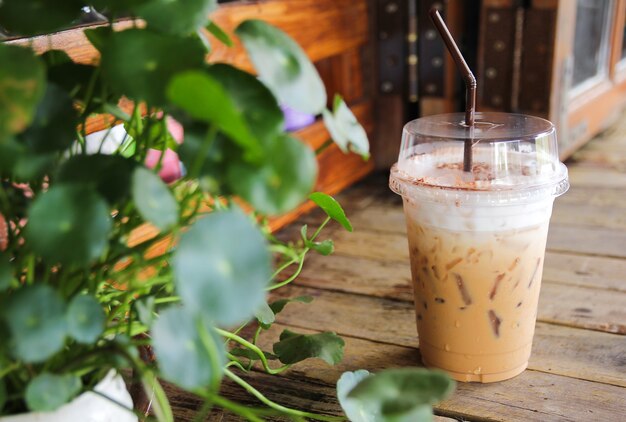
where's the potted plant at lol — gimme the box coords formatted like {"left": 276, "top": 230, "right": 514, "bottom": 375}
{"left": 0, "top": 1, "right": 454, "bottom": 421}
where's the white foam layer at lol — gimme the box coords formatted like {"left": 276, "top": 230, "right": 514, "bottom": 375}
{"left": 402, "top": 196, "right": 554, "bottom": 232}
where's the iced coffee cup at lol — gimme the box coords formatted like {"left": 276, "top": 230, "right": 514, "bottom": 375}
{"left": 389, "top": 112, "right": 569, "bottom": 382}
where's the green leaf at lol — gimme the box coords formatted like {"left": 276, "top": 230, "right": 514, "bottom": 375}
{"left": 84, "top": 26, "right": 111, "bottom": 53}
{"left": 323, "top": 95, "right": 370, "bottom": 158}
{"left": 25, "top": 373, "right": 82, "bottom": 412}
{"left": 206, "top": 63, "right": 284, "bottom": 145}
{"left": 100, "top": 28, "right": 206, "bottom": 106}
{"left": 176, "top": 126, "right": 230, "bottom": 187}
{"left": 273, "top": 329, "right": 344, "bottom": 365}
{"left": 309, "top": 192, "right": 353, "bottom": 232}
{"left": 0, "top": 0, "right": 83, "bottom": 36}
{"left": 136, "top": 296, "right": 156, "bottom": 327}
{"left": 43, "top": 51, "right": 105, "bottom": 104}
{"left": 306, "top": 239, "right": 334, "bottom": 256}
{"left": 152, "top": 307, "right": 225, "bottom": 390}
{"left": 57, "top": 154, "right": 136, "bottom": 204}
{"left": 230, "top": 347, "right": 278, "bottom": 361}
{"left": 172, "top": 210, "right": 271, "bottom": 326}
{"left": 66, "top": 295, "right": 105, "bottom": 344}
{"left": 167, "top": 70, "right": 262, "bottom": 161}
{"left": 26, "top": 184, "right": 112, "bottom": 266}
{"left": 228, "top": 135, "right": 317, "bottom": 215}
{"left": 138, "top": 0, "right": 217, "bottom": 35}
{"left": 346, "top": 368, "right": 455, "bottom": 421}
{"left": 255, "top": 301, "right": 275, "bottom": 327}
{"left": 13, "top": 153, "right": 56, "bottom": 182}
{"left": 235, "top": 19, "right": 326, "bottom": 114}
{"left": 269, "top": 296, "right": 313, "bottom": 315}
{"left": 258, "top": 296, "right": 313, "bottom": 330}
{"left": 20, "top": 83, "right": 78, "bottom": 153}
{"left": 0, "top": 44, "right": 45, "bottom": 140}
{"left": 337, "top": 370, "right": 378, "bottom": 422}
{"left": 206, "top": 21, "right": 234, "bottom": 47}
{"left": 0, "top": 254, "right": 12, "bottom": 292}
{"left": 5, "top": 285, "right": 67, "bottom": 363}
{"left": 132, "top": 167, "right": 179, "bottom": 231}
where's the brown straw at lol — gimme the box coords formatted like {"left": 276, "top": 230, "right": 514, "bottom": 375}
{"left": 429, "top": 8, "right": 476, "bottom": 172}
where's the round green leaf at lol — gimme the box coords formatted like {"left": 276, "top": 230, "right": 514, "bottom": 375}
{"left": 273, "top": 329, "right": 344, "bottom": 365}
{"left": 26, "top": 184, "right": 112, "bottom": 266}
{"left": 57, "top": 154, "right": 136, "bottom": 204}
{"left": 337, "top": 370, "right": 378, "bottom": 422}
{"left": 0, "top": 44, "right": 45, "bottom": 140}
{"left": 132, "top": 167, "right": 179, "bottom": 231}
{"left": 0, "top": 0, "right": 83, "bottom": 36}
{"left": 25, "top": 373, "right": 82, "bottom": 412}
{"left": 347, "top": 368, "right": 456, "bottom": 420}
{"left": 206, "top": 63, "right": 284, "bottom": 145}
{"left": 167, "top": 71, "right": 262, "bottom": 161}
{"left": 66, "top": 295, "right": 105, "bottom": 344}
{"left": 235, "top": 19, "right": 327, "bottom": 114}
{"left": 6, "top": 285, "right": 67, "bottom": 363}
{"left": 172, "top": 210, "right": 271, "bottom": 326}
{"left": 152, "top": 307, "right": 225, "bottom": 390}
{"left": 100, "top": 29, "right": 206, "bottom": 106}
{"left": 138, "top": 0, "right": 217, "bottom": 35}
{"left": 20, "top": 83, "right": 79, "bottom": 153}
{"left": 228, "top": 135, "right": 317, "bottom": 215}
{"left": 324, "top": 95, "right": 370, "bottom": 158}
{"left": 309, "top": 192, "right": 353, "bottom": 232}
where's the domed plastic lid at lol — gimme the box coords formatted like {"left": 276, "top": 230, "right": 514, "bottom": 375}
{"left": 390, "top": 112, "right": 569, "bottom": 203}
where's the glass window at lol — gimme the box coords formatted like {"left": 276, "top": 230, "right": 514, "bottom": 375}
{"left": 571, "top": 0, "right": 613, "bottom": 90}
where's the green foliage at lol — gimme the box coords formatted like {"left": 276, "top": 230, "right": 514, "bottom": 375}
{"left": 228, "top": 135, "right": 317, "bottom": 215}
{"left": 0, "top": 255, "right": 11, "bottom": 292}
{"left": 338, "top": 369, "right": 456, "bottom": 422}
{"left": 206, "top": 21, "right": 234, "bottom": 47}
{"left": 66, "top": 295, "right": 105, "bottom": 344}
{"left": 138, "top": 0, "right": 217, "bottom": 35}
{"left": 20, "top": 83, "right": 78, "bottom": 153}
{"left": 132, "top": 167, "right": 179, "bottom": 231}
{"left": 309, "top": 192, "right": 354, "bottom": 232}
{"left": 323, "top": 95, "right": 370, "bottom": 159}
{"left": 25, "top": 373, "right": 82, "bottom": 412}
{"left": 235, "top": 20, "right": 327, "bottom": 114}
{"left": 0, "top": 3, "right": 381, "bottom": 420}
{"left": 273, "top": 330, "right": 345, "bottom": 365}
{"left": 4, "top": 285, "right": 67, "bottom": 363}
{"left": 152, "top": 307, "right": 225, "bottom": 390}
{"left": 100, "top": 29, "right": 206, "bottom": 106}
{"left": 0, "top": 44, "right": 45, "bottom": 140}
{"left": 167, "top": 70, "right": 263, "bottom": 161}
{"left": 0, "top": 0, "right": 83, "bottom": 36}
{"left": 57, "top": 154, "right": 135, "bottom": 204}
{"left": 25, "top": 185, "right": 112, "bottom": 266}
{"left": 172, "top": 210, "right": 271, "bottom": 326}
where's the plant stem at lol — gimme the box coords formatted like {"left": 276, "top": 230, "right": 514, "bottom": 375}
{"left": 216, "top": 329, "right": 290, "bottom": 375}
{"left": 223, "top": 369, "right": 346, "bottom": 422}
{"left": 189, "top": 126, "right": 218, "bottom": 179}
{"left": 198, "top": 320, "right": 223, "bottom": 392}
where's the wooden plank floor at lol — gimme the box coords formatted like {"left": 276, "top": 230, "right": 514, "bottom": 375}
{"left": 174, "top": 118, "right": 626, "bottom": 420}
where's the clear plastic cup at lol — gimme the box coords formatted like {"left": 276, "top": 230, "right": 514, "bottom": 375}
{"left": 389, "top": 112, "right": 569, "bottom": 382}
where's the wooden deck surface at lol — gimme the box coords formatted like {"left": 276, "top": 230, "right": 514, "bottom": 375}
{"left": 173, "top": 118, "right": 626, "bottom": 420}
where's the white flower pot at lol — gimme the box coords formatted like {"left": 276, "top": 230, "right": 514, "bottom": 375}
{"left": 0, "top": 371, "right": 138, "bottom": 422}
